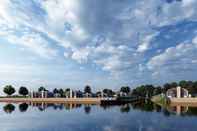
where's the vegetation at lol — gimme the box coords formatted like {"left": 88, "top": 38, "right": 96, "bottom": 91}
{"left": 1, "top": 80, "right": 197, "bottom": 98}
{"left": 120, "top": 86, "right": 130, "bottom": 94}
{"left": 3, "top": 85, "right": 16, "bottom": 96}
{"left": 19, "top": 86, "right": 29, "bottom": 96}
{"left": 3, "top": 104, "right": 15, "bottom": 114}
{"left": 53, "top": 88, "right": 59, "bottom": 94}
{"left": 131, "top": 80, "right": 197, "bottom": 98}
{"left": 151, "top": 94, "right": 170, "bottom": 107}
{"left": 103, "top": 89, "right": 115, "bottom": 97}
{"left": 53, "top": 88, "right": 65, "bottom": 97}
{"left": 84, "top": 85, "right": 91, "bottom": 94}
{"left": 38, "top": 86, "right": 47, "bottom": 92}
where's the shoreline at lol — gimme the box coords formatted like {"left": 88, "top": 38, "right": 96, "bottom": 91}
{"left": 170, "top": 98, "right": 197, "bottom": 107}
{"left": 0, "top": 98, "right": 102, "bottom": 104}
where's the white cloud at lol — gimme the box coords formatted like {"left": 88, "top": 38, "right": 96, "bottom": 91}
{"left": 182, "top": 0, "right": 195, "bottom": 7}
{"left": 4, "top": 32, "right": 57, "bottom": 59}
{"left": 0, "top": 0, "right": 88, "bottom": 59}
{"left": 147, "top": 36, "right": 197, "bottom": 71}
{"left": 39, "top": 0, "right": 89, "bottom": 46}
{"left": 1, "top": 0, "right": 197, "bottom": 85}
{"left": 71, "top": 47, "right": 92, "bottom": 63}
{"left": 137, "top": 33, "right": 158, "bottom": 53}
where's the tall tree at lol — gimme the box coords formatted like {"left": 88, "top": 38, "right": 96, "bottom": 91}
{"left": 170, "top": 82, "right": 178, "bottom": 88}
{"left": 19, "top": 86, "right": 29, "bottom": 96}
{"left": 163, "top": 83, "right": 171, "bottom": 93}
{"left": 38, "top": 86, "right": 46, "bottom": 92}
{"left": 103, "top": 89, "right": 114, "bottom": 97}
{"left": 59, "top": 88, "right": 64, "bottom": 97}
{"left": 3, "top": 85, "right": 15, "bottom": 96}
{"left": 53, "top": 88, "right": 59, "bottom": 94}
{"left": 120, "top": 86, "right": 131, "bottom": 94}
{"left": 179, "top": 80, "right": 187, "bottom": 88}
{"left": 153, "top": 86, "right": 162, "bottom": 95}
{"left": 84, "top": 85, "right": 91, "bottom": 94}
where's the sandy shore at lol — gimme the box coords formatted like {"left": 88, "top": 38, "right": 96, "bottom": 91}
{"left": 170, "top": 98, "right": 197, "bottom": 107}
{"left": 0, "top": 98, "right": 102, "bottom": 104}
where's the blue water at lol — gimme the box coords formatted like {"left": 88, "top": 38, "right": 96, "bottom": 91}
{"left": 0, "top": 101, "right": 197, "bottom": 131}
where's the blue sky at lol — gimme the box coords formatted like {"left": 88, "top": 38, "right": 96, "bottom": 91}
{"left": 0, "top": 0, "right": 197, "bottom": 92}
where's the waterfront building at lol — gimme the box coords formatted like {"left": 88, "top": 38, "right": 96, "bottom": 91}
{"left": 166, "top": 86, "right": 189, "bottom": 98}
{"left": 30, "top": 90, "right": 53, "bottom": 98}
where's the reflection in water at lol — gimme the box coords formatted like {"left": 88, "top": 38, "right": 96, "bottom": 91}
{"left": 2, "top": 101, "right": 197, "bottom": 131}
{"left": 165, "top": 105, "right": 197, "bottom": 116}
{"left": 2, "top": 101, "right": 197, "bottom": 117}
{"left": 84, "top": 105, "right": 91, "bottom": 114}
{"left": 29, "top": 103, "right": 83, "bottom": 111}
{"left": 3, "top": 104, "right": 15, "bottom": 114}
{"left": 131, "top": 100, "right": 159, "bottom": 112}
{"left": 167, "top": 106, "right": 188, "bottom": 115}
{"left": 19, "top": 103, "right": 29, "bottom": 112}
{"left": 120, "top": 104, "right": 130, "bottom": 113}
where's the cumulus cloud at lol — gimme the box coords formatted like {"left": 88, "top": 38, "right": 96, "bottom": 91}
{"left": 137, "top": 33, "right": 158, "bottom": 53}
{"left": 147, "top": 36, "right": 197, "bottom": 81}
{"left": 1, "top": 0, "right": 197, "bottom": 86}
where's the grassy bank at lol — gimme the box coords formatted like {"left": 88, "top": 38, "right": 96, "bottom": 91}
{"left": 151, "top": 94, "right": 170, "bottom": 107}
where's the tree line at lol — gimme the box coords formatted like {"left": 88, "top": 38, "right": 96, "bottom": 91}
{"left": 2, "top": 85, "right": 131, "bottom": 97}
{"left": 2, "top": 80, "right": 197, "bottom": 97}
{"left": 132, "top": 80, "right": 197, "bottom": 98}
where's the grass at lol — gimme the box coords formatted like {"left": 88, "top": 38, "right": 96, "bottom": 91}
{"left": 0, "top": 95, "right": 29, "bottom": 98}
{"left": 151, "top": 94, "right": 170, "bottom": 107}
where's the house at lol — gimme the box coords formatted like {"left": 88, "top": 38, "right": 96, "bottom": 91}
{"left": 166, "top": 86, "right": 189, "bottom": 98}
{"left": 30, "top": 90, "right": 53, "bottom": 98}
{"left": 83, "top": 92, "right": 92, "bottom": 98}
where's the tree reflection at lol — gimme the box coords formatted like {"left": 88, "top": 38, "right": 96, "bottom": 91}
{"left": 163, "top": 109, "right": 171, "bottom": 117}
{"left": 19, "top": 103, "right": 29, "bottom": 112}
{"left": 131, "top": 100, "right": 154, "bottom": 112}
{"left": 120, "top": 104, "right": 130, "bottom": 113}
{"left": 3, "top": 104, "right": 15, "bottom": 114}
{"left": 84, "top": 105, "right": 91, "bottom": 114}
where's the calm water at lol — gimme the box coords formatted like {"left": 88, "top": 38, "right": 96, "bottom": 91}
{"left": 1, "top": 101, "right": 197, "bottom": 131}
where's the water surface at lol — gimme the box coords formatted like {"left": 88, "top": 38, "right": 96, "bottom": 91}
{"left": 0, "top": 101, "right": 197, "bottom": 131}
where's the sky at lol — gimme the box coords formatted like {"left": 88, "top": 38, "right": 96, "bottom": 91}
{"left": 0, "top": 0, "right": 197, "bottom": 92}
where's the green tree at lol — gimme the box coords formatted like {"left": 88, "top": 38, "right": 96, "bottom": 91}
{"left": 153, "top": 86, "right": 162, "bottom": 95}
{"left": 53, "top": 88, "right": 59, "bottom": 94}
{"left": 59, "top": 88, "right": 64, "bottom": 97}
{"left": 163, "top": 83, "right": 171, "bottom": 93}
{"left": 120, "top": 86, "right": 131, "bottom": 94}
{"left": 19, "top": 86, "right": 29, "bottom": 96}
{"left": 65, "top": 88, "right": 70, "bottom": 92}
{"left": 38, "top": 86, "right": 46, "bottom": 92}
{"left": 103, "top": 89, "right": 114, "bottom": 97}
{"left": 170, "top": 82, "right": 178, "bottom": 88}
{"left": 3, "top": 85, "right": 15, "bottom": 96}
{"left": 84, "top": 85, "right": 91, "bottom": 94}
{"left": 179, "top": 80, "right": 187, "bottom": 88}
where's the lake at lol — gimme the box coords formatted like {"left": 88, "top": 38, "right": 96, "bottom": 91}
{"left": 0, "top": 100, "right": 197, "bottom": 131}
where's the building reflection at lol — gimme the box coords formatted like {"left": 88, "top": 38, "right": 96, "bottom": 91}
{"left": 167, "top": 106, "right": 188, "bottom": 115}
{"left": 29, "top": 102, "right": 83, "bottom": 111}
{"left": 3, "top": 101, "right": 197, "bottom": 117}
